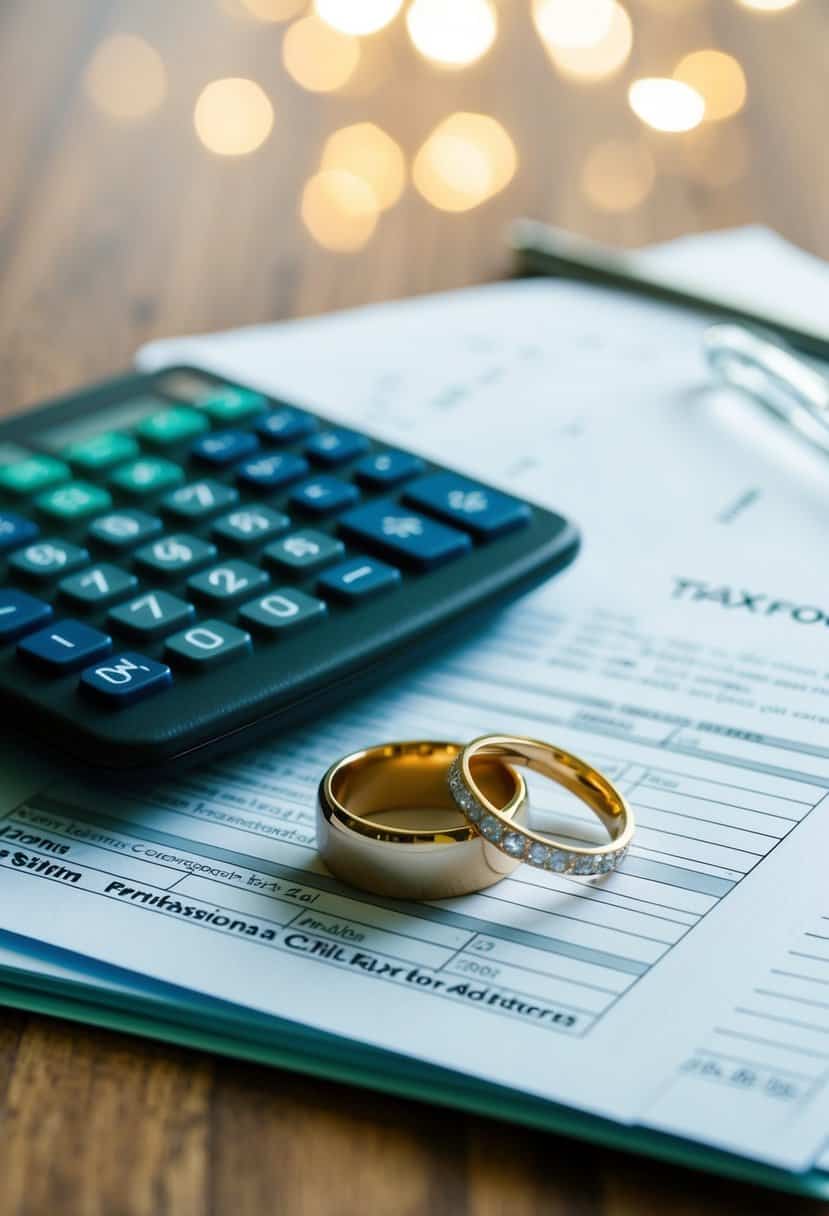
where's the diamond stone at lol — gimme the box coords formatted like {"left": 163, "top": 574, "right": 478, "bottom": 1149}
{"left": 546, "top": 850, "right": 568, "bottom": 872}
{"left": 480, "top": 814, "right": 503, "bottom": 843}
{"left": 503, "top": 831, "right": 526, "bottom": 858}
{"left": 528, "top": 841, "right": 551, "bottom": 867}
{"left": 573, "top": 856, "right": 594, "bottom": 876}
{"left": 466, "top": 802, "right": 483, "bottom": 823}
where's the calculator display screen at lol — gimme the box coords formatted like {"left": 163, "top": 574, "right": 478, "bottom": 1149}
{"left": 36, "top": 396, "right": 168, "bottom": 450}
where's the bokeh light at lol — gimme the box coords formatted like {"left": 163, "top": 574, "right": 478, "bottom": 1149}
{"left": 239, "top": 0, "right": 304, "bottom": 20}
{"left": 735, "top": 0, "right": 799, "bottom": 10}
{"left": 628, "top": 78, "right": 705, "bottom": 133}
{"left": 84, "top": 34, "right": 166, "bottom": 121}
{"left": 581, "top": 140, "right": 655, "bottom": 212}
{"left": 283, "top": 15, "right": 361, "bottom": 92}
{"left": 673, "top": 50, "right": 747, "bottom": 121}
{"left": 531, "top": 0, "right": 615, "bottom": 50}
{"left": 301, "top": 170, "right": 379, "bottom": 251}
{"left": 406, "top": 0, "right": 497, "bottom": 69}
{"left": 538, "top": 2, "right": 632, "bottom": 81}
{"left": 321, "top": 123, "right": 406, "bottom": 210}
{"left": 314, "top": 0, "right": 404, "bottom": 35}
{"left": 193, "top": 78, "right": 274, "bottom": 155}
{"left": 413, "top": 112, "right": 516, "bottom": 212}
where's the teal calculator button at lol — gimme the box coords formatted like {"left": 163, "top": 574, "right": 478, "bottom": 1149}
{"left": 0, "top": 455, "right": 69, "bottom": 495}
{"left": 136, "top": 406, "right": 209, "bottom": 447}
{"left": 36, "top": 481, "right": 112, "bottom": 520}
{"left": 63, "top": 431, "right": 138, "bottom": 470}
{"left": 109, "top": 457, "right": 184, "bottom": 496}
{"left": 198, "top": 387, "right": 267, "bottom": 424}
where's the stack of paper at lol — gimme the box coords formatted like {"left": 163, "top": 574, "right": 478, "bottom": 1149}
{"left": 2, "top": 227, "right": 829, "bottom": 1198}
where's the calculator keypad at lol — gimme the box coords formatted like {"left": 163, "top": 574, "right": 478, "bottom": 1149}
{"left": 0, "top": 367, "right": 557, "bottom": 769}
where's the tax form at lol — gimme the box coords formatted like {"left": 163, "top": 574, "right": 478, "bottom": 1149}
{"left": 2, "top": 228, "right": 829, "bottom": 1191}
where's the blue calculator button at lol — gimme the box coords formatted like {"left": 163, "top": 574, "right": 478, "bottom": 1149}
{"left": 0, "top": 590, "right": 52, "bottom": 642}
{"left": 354, "top": 451, "right": 424, "bottom": 489}
{"left": 191, "top": 430, "right": 260, "bottom": 467}
{"left": 256, "top": 407, "right": 316, "bottom": 445}
{"left": 80, "top": 652, "right": 172, "bottom": 707}
{"left": 340, "top": 499, "right": 470, "bottom": 570}
{"left": 18, "top": 619, "right": 111, "bottom": 674}
{"left": 0, "top": 511, "right": 38, "bottom": 554}
{"left": 404, "top": 473, "right": 531, "bottom": 539}
{"left": 290, "top": 476, "right": 359, "bottom": 516}
{"left": 318, "top": 557, "right": 401, "bottom": 602}
{"left": 236, "top": 452, "right": 309, "bottom": 491}
{"left": 305, "top": 428, "right": 370, "bottom": 467}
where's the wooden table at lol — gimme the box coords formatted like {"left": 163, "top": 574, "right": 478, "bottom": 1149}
{"left": 1, "top": 1, "right": 826, "bottom": 1211}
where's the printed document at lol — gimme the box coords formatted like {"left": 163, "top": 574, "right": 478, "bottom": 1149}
{"left": 2, "top": 228, "right": 829, "bottom": 1177}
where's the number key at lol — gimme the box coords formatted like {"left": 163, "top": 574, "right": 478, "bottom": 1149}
{"left": 162, "top": 479, "right": 239, "bottom": 522}
{"left": 108, "top": 591, "right": 195, "bottom": 640}
{"left": 89, "top": 509, "right": 162, "bottom": 551}
{"left": 264, "top": 529, "right": 344, "bottom": 574}
{"left": 135, "top": 533, "right": 216, "bottom": 579}
{"left": 211, "top": 505, "right": 289, "bottom": 550}
{"left": 240, "top": 588, "right": 326, "bottom": 635}
{"left": 9, "top": 539, "right": 88, "bottom": 580}
{"left": 136, "top": 406, "right": 208, "bottom": 447}
{"left": 35, "top": 480, "right": 112, "bottom": 521}
{"left": 165, "top": 620, "right": 252, "bottom": 668}
{"left": 188, "top": 560, "right": 268, "bottom": 607}
{"left": 59, "top": 564, "right": 137, "bottom": 609}
{"left": 109, "top": 457, "right": 184, "bottom": 497}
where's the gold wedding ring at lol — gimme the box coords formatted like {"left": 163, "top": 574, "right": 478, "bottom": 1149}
{"left": 317, "top": 741, "right": 527, "bottom": 899}
{"left": 448, "top": 735, "right": 634, "bottom": 876}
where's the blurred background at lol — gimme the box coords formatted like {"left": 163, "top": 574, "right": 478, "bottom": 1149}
{"left": 1, "top": 0, "right": 826, "bottom": 408}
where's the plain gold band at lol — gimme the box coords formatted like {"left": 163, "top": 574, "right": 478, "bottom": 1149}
{"left": 448, "top": 734, "right": 634, "bottom": 877}
{"left": 317, "top": 741, "right": 527, "bottom": 899}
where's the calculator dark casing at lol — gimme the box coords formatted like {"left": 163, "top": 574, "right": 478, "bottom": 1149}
{"left": 0, "top": 368, "right": 580, "bottom": 774}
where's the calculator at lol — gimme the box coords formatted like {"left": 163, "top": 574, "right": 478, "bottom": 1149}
{"left": 0, "top": 367, "right": 579, "bottom": 773}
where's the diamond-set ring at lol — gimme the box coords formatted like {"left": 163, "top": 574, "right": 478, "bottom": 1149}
{"left": 447, "top": 735, "right": 634, "bottom": 878}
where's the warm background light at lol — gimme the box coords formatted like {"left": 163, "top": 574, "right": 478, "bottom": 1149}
{"left": 538, "top": 2, "right": 632, "bottom": 81}
{"left": 301, "top": 170, "right": 379, "bottom": 251}
{"left": 193, "top": 78, "right": 274, "bottom": 155}
{"left": 673, "top": 50, "right": 747, "bottom": 121}
{"left": 406, "top": 0, "right": 497, "bottom": 69}
{"left": 315, "top": 0, "right": 404, "bottom": 35}
{"left": 321, "top": 123, "right": 406, "bottom": 210}
{"left": 531, "top": 0, "right": 615, "bottom": 50}
{"left": 282, "top": 15, "right": 361, "bottom": 92}
{"left": 84, "top": 34, "right": 167, "bottom": 121}
{"left": 628, "top": 77, "right": 705, "bottom": 132}
{"left": 581, "top": 140, "right": 655, "bottom": 212}
{"left": 239, "top": 0, "right": 304, "bottom": 20}
{"left": 735, "top": 0, "right": 799, "bottom": 10}
{"left": 413, "top": 112, "right": 516, "bottom": 211}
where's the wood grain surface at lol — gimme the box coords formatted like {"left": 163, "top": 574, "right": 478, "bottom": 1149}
{"left": 1, "top": 1, "right": 827, "bottom": 1212}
